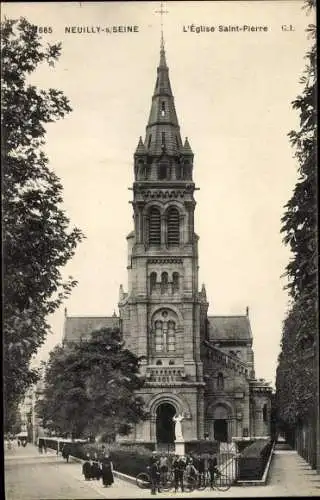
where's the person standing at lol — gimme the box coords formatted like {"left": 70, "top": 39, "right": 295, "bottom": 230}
{"left": 62, "top": 443, "right": 70, "bottom": 463}
{"left": 82, "top": 454, "right": 92, "bottom": 480}
{"left": 38, "top": 439, "right": 43, "bottom": 454}
{"left": 208, "top": 454, "right": 218, "bottom": 488}
{"left": 173, "top": 455, "right": 186, "bottom": 492}
{"left": 197, "top": 455, "right": 205, "bottom": 487}
{"left": 159, "top": 453, "right": 168, "bottom": 485}
{"left": 186, "top": 457, "right": 198, "bottom": 480}
{"left": 100, "top": 453, "right": 114, "bottom": 487}
{"left": 149, "top": 458, "right": 160, "bottom": 495}
{"left": 91, "top": 453, "right": 101, "bottom": 480}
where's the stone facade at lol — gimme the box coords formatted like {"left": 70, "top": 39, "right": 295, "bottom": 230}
{"left": 62, "top": 39, "right": 272, "bottom": 446}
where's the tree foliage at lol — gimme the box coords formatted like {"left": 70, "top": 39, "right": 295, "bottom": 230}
{"left": 1, "top": 17, "right": 84, "bottom": 431}
{"left": 275, "top": 1, "right": 317, "bottom": 429}
{"left": 36, "top": 328, "right": 147, "bottom": 439}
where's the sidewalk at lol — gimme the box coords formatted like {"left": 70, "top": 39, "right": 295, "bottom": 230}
{"left": 266, "top": 449, "right": 320, "bottom": 496}
{"left": 4, "top": 442, "right": 57, "bottom": 460}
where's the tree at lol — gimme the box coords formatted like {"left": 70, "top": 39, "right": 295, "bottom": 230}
{"left": 280, "top": 0, "right": 317, "bottom": 345}
{"left": 1, "top": 17, "right": 84, "bottom": 432}
{"left": 275, "top": 0, "right": 317, "bottom": 468}
{"left": 36, "top": 328, "right": 147, "bottom": 440}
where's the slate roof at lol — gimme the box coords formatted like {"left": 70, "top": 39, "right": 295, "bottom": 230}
{"left": 63, "top": 314, "right": 252, "bottom": 345}
{"left": 63, "top": 316, "right": 120, "bottom": 344}
{"left": 207, "top": 315, "right": 252, "bottom": 342}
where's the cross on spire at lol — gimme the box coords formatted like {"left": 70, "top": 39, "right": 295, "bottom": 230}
{"left": 155, "top": 1, "right": 168, "bottom": 50}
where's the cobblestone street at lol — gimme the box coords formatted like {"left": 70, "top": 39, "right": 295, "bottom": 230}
{"left": 4, "top": 443, "right": 320, "bottom": 499}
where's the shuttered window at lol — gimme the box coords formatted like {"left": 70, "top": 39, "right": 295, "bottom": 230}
{"left": 149, "top": 208, "right": 161, "bottom": 245}
{"left": 167, "top": 208, "right": 180, "bottom": 245}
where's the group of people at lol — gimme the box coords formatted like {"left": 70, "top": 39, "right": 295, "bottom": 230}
{"left": 5, "top": 436, "right": 27, "bottom": 449}
{"left": 148, "top": 452, "right": 218, "bottom": 494}
{"left": 82, "top": 451, "right": 114, "bottom": 488}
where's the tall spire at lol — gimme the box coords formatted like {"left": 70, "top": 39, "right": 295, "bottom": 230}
{"left": 159, "top": 26, "right": 166, "bottom": 67}
{"left": 143, "top": 2, "right": 183, "bottom": 156}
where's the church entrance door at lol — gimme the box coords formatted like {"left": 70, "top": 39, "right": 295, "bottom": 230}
{"left": 214, "top": 419, "right": 228, "bottom": 442}
{"left": 156, "top": 403, "right": 176, "bottom": 446}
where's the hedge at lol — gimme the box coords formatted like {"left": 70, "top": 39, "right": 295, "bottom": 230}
{"left": 185, "top": 440, "right": 219, "bottom": 456}
{"left": 237, "top": 439, "right": 272, "bottom": 480}
{"left": 236, "top": 439, "right": 256, "bottom": 454}
{"left": 44, "top": 438, "right": 154, "bottom": 477}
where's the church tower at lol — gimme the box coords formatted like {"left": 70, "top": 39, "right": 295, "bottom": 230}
{"left": 118, "top": 37, "right": 205, "bottom": 446}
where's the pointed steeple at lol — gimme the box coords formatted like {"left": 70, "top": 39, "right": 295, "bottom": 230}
{"left": 135, "top": 136, "right": 147, "bottom": 155}
{"left": 200, "top": 283, "right": 208, "bottom": 302}
{"left": 182, "top": 137, "right": 194, "bottom": 156}
{"left": 144, "top": 36, "right": 182, "bottom": 156}
{"left": 159, "top": 29, "right": 167, "bottom": 68}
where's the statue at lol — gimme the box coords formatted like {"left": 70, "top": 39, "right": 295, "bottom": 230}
{"left": 173, "top": 413, "right": 185, "bottom": 441}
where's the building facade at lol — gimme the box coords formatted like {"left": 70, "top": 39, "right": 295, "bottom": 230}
{"left": 63, "top": 39, "right": 272, "bottom": 447}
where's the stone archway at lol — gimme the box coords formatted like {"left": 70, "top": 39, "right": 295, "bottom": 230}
{"left": 207, "top": 401, "right": 234, "bottom": 443}
{"left": 146, "top": 392, "right": 191, "bottom": 443}
{"left": 156, "top": 403, "right": 176, "bottom": 444}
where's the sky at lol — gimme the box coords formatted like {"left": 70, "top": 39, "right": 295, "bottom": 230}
{"left": 2, "top": 1, "right": 315, "bottom": 386}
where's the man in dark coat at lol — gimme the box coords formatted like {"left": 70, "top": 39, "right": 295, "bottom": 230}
{"left": 197, "top": 456, "right": 206, "bottom": 487}
{"left": 173, "top": 455, "right": 186, "bottom": 492}
{"left": 149, "top": 458, "right": 160, "bottom": 495}
{"left": 208, "top": 454, "right": 218, "bottom": 488}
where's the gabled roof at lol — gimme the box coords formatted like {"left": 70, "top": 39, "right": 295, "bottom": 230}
{"left": 207, "top": 315, "right": 252, "bottom": 342}
{"left": 63, "top": 316, "right": 120, "bottom": 344}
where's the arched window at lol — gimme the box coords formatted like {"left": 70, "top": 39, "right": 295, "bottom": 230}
{"left": 184, "top": 161, "right": 191, "bottom": 179}
{"left": 149, "top": 208, "right": 161, "bottom": 245}
{"left": 161, "top": 272, "right": 168, "bottom": 294}
{"left": 159, "top": 162, "right": 167, "bottom": 180}
{"left": 217, "top": 372, "right": 224, "bottom": 390}
{"left": 263, "top": 404, "right": 268, "bottom": 422}
{"left": 155, "top": 320, "right": 164, "bottom": 352}
{"left": 177, "top": 164, "right": 184, "bottom": 179}
{"left": 167, "top": 320, "right": 176, "bottom": 352}
{"left": 167, "top": 208, "right": 180, "bottom": 245}
{"left": 152, "top": 311, "right": 177, "bottom": 354}
{"left": 169, "top": 360, "right": 175, "bottom": 365}
{"left": 138, "top": 160, "right": 146, "bottom": 180}
{"left": 156, "top": 360, "right": 163, "bottom": 366}
{"left": 150, "top": 272, "right": 157, "bottom": 293}
{"left": 172, "top": 272, "right": 180, "bottom": 292}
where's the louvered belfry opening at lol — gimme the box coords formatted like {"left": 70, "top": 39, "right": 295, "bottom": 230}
{"left": 167, "top": 207, "right": 180, "bottom": 245}
{"left": 149, "top": 207, "right": 161, "bottom": 245}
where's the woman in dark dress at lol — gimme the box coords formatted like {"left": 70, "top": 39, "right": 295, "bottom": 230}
{"left": 91, "top": 455, "right": 101, "bottom": 480}
{"left": 100, "top": 454, "right": 114, "bottom": 487}
{"left": 62, "top": 443, "right": 71, "bottom": 463}
{"left": 82, "top": 455, "right": 92, "bottom": 480}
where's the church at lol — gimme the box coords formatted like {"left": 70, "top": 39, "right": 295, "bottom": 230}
{"left": 63, "top": 36, "right": 272, "bottom": 447}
